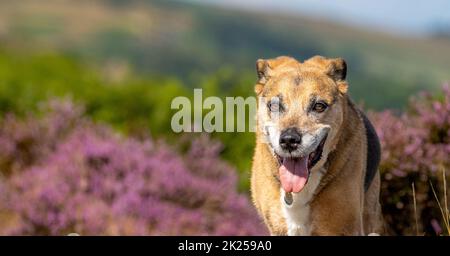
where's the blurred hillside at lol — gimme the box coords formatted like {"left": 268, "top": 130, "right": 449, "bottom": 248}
{"left": 0, "top": 0, "right": 449, "bottom": 109}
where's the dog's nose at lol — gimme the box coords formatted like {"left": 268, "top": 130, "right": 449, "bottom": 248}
{"left": 279, "top": 128, "right": 302, "bottom": 151}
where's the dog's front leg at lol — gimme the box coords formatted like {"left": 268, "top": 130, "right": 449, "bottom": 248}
{"left": 309, "top": 209, "right": 364, "bottom": 236}
{"left": 309, "top": 190, "right": 365, "bottom": 235}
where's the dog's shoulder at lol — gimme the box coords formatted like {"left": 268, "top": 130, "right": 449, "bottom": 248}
{"left": 359, "top": 110, "right": 381, "bottom": 191}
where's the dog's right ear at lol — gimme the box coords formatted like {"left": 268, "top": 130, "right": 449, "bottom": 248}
{"left": 255, "top": 56, "right": 299, "bottom": 95}
{"left": 255, "top": 59, "right": 270, "bottom": 95}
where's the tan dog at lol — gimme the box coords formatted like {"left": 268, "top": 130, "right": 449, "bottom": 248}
{"left": 250, "top": 56, "right": 384, "bottom": 235}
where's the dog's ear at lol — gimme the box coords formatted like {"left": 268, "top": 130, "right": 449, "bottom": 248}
{"left": 327, "top": 58, "right": 348, "bottom": 94}
{"left": 256, "top": 59, "right": 270, "bottom": 84}
{"left": 255, "top": 56, "right": 299, "bottom": 95}
{"left": 304, "top": 56, "right": 348, "bottom": 93}
{"left": 255, "top": 59, "right": 269, "bottom": 95}
{"left": 327, "top": 58, "right": 347, "bottom": 81}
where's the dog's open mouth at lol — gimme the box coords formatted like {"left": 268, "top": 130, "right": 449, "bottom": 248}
{"left": 276, "top": 135, "right": 327, "bottom": 193}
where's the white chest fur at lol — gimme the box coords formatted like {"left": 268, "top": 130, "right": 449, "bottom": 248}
{"left": 280, "top": 167, "right": 325, "bottom": 236}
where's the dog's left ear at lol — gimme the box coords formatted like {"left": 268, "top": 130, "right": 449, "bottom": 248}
{"left": 304, "top": 56, "right": 348, "bottom": 94}
{"left": 326, "top": 58, "right": 348, "bottom": 94}
{"left": 327, "top": 58, "right": 347, "bottom": 81}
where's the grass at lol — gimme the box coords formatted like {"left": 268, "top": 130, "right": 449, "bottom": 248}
{"left": 430, "top": 168, "right": 450, "bottom": 235}
{"left": 412, "top": 182, "right": 419, "bottom": 235}
{"left": 411, "top": 168, "right": 449, "bottom": 236}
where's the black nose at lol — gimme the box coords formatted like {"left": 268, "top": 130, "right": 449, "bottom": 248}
{"left": 279, "top": 128, "right": 302, "bottom": 151}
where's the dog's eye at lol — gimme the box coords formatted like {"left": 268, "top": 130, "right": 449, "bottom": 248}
{"left": 313, "top": 102, "right": 328, "bottom": 113}
{"left": 268, "top": 102, "right": 280, "bottom": 112}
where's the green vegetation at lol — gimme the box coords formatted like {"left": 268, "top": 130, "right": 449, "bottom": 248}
{"left": 0, "top": 50, "right": 257, "bottom": 189}
{"left": 0, "top": 50, "right": 186, "bottom": 135}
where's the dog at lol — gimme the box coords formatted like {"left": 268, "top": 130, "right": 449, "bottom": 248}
{"left": 250, "top": 55, "right": 384, "bottom": 235}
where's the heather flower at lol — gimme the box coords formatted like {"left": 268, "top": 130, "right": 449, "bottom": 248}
{"left": 0, "top": 99, "right": 267, "bottom": 235}
{"left": 371, "top": 85, "right": 450, "bottom": 235}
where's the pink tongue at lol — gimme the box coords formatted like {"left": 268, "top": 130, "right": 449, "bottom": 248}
{"left": 279, "top": 157, "right": 309, "bottom": 193}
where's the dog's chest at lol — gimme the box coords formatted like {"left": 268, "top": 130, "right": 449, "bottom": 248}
{"left": 280, "top": 168, "right": 325, "bottom": 236}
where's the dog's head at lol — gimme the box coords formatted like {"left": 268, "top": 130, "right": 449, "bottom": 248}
{"left": 255, "top": 55, "right": 348, "bottom": 193}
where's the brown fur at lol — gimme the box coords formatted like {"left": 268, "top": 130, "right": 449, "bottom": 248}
{"left": 251, "top": 56, "right": 384, "bottom": 235}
